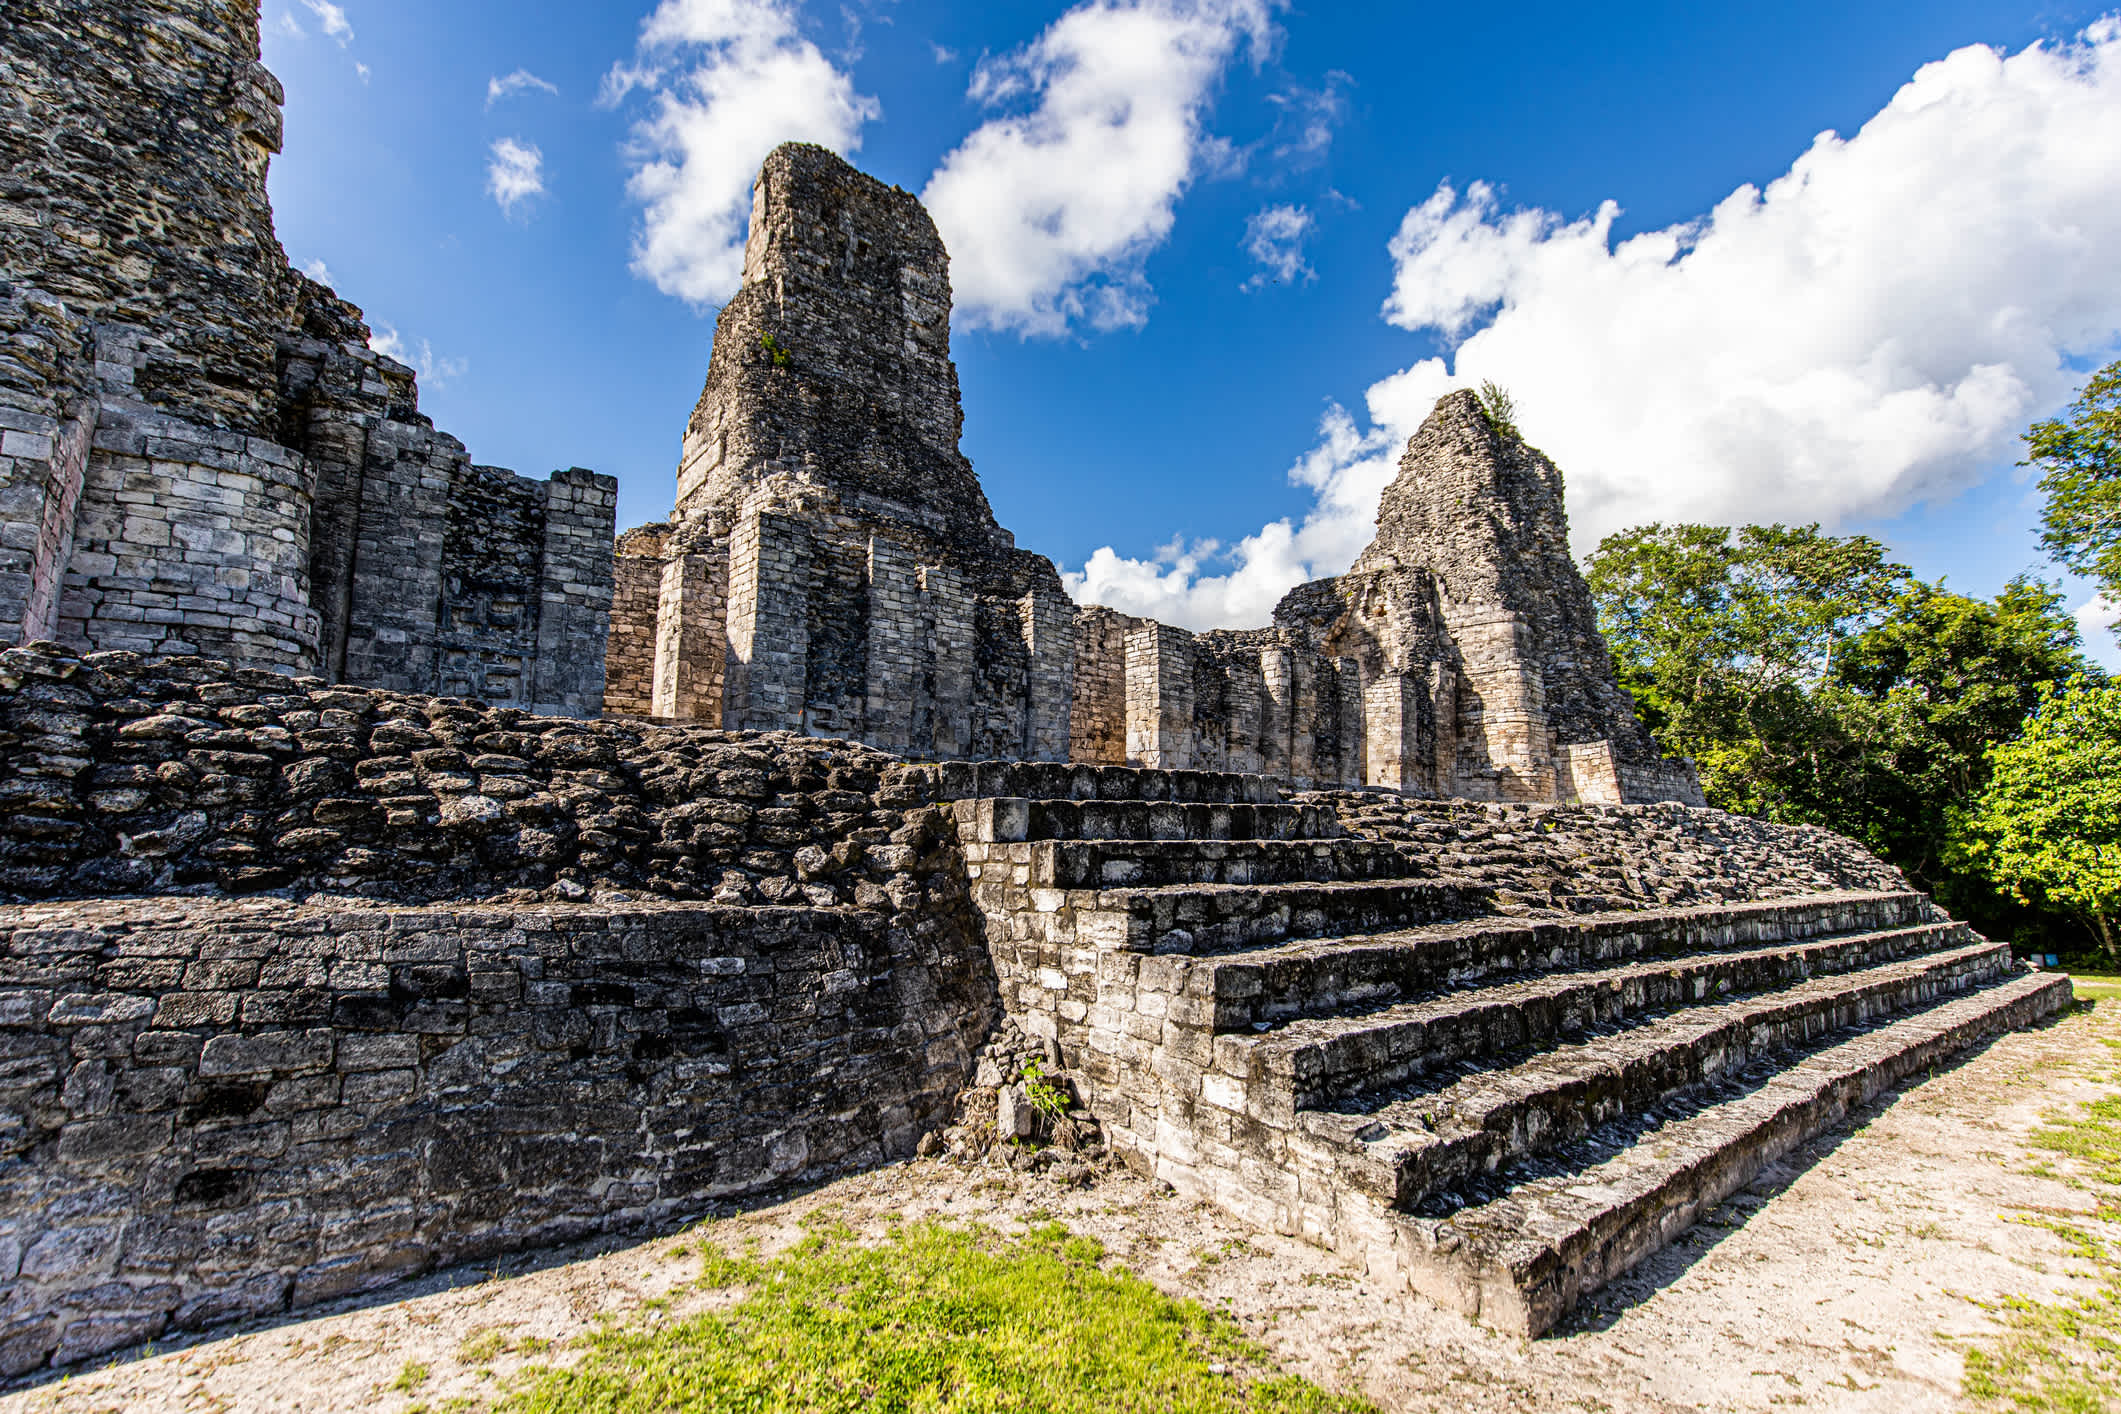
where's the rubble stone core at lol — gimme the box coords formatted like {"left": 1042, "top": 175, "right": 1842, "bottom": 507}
{"left": 608, "top": 143, "right": 1700, "bottom": 807}
{"left": 0, "top": 0, "right": 616, "bottom": 713}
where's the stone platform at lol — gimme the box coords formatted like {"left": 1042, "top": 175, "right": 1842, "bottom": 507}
{"left": 957, "top": 764, "right": 2070, "bottom": 1335}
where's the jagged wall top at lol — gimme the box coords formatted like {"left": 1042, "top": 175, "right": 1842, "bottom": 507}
{"left": 1360, "top": 388, "right": 1665, "bottom": 765}
{"left": 0, "top": 0, "right": 291, "bottom": 434}
{"left": 676, "top": 143, "right": 1013, "bottom": 565}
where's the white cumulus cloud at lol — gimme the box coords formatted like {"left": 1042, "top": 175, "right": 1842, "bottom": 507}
{"left": 1241, "top": 203, "right": 1312, "bottom": 289}
{"left": 488, "top": 69, "right": 559, "bottom": 107}
{"left": 922, "top": 0, "right": 1278, "bottom": 336}
{"left": 2078, "top": 593, "right": 2121, "bottom": 646}
{"left": 302, "top": 258, "right": 336, "bottom": 288}
{"left": 1071, "top": 21, "right": 2121, "bottom": 629}
{"left": 301, "top": 0, "right": 352, "bottom": 46}
{"left": 610, "top": 0, "right": 880, "bottom": 306}
{"left": 486, "top": 137, "right": 546, "bottom": 217}
{"left": 368, "top": 326, "right": 467, "bottom": 389}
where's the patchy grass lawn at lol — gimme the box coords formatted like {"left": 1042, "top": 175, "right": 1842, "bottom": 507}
{"left": 488, "top": 1217, "right": 1373, "bottom": 1414}
{"left": 2073, "top": 974, "right": 2121, "bottom": 1004}
{"left": 1962, "top": 996, "right": 2121, "bottom": 1412}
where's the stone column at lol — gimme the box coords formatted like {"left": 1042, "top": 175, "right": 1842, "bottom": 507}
{"left": 921, "top": 562, "right": 975, "bottom": 759}
{"left": 1429, "top": 660, "right": 1459, "bottom": 796}
{"left": 1222, "top": 654, "right": 1266, "bottom": 775}
{"left": 531, "top": 468, "right": 618, "bottom": 718}
{"left": 651, "top": 549, "right": 729, "bottom": 722}
{"left": 863, "top": 533, "right": 920, "bottom": 753}
{"left": 1364, "top": 672, "right": 1430, "bottom": 793}
{"left": 1124, "top": 622, "right": 1195, "bottom": 769}
{"left": 723, "top": 509, "right": 810, "bottom": 731}
{"left": 1257, "top": 647, "right": 1293, "bottom": 782}
{"left": 1019, "top": 583, "right": 1076, "bottom": 762}
{"left": 1332, "top": 657, "right": 1367, "bottom": 788}
{"left": 1559, "top": 739, "right": 1623, "bottom": 805}
{"left": 1447, "top": 607, "right": 1557, "bottom": 801}
{"left": 333, "top": 420, "right": 455, "bottom": 690}
{"left": 1068, "top": 606, "right": 1130, "bottom": 766}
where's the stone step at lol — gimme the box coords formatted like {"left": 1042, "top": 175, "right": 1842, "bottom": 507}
{"left": 1082, "top": 879, "right": 1494, "bottom": 955}
{"left": 909, "top": 761, "right": 1283, "bottom": 805}
{"left": 1028, "top": 837, "right": 1427, "bottom": 890}
{"left": 1381, "top": 969, "right": 2071, "bottom": 1335}
{"left": 1226, "top": 919, "right": 1975, "bottom": 1119}
{"left": 1298, "top": 938, "right": 2012, "bottom": 1213}
{"left": 953, "top": 797, "right": 1341, "bottom": 845}
{"left": 1194, "top": 891, "right": 1934, "bottom": 1032}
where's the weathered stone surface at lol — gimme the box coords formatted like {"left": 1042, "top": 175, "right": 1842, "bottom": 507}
{"left": 607, "top": 144, "right": 1076, "bottom": 761}
{"left": 0, "top": 893, "right": 993, "bottom": 1375}
{"left": 0, "top": 642, "right": 963, "bottom": 908}
{"left": 950, "top": 767, "right": 2062, "bottom": 1339}
{"left": 0, "top": 1, "right": 616, "bottom": 709}
{"left": 602, "top": 146, "right": 1690, "bottom": 804}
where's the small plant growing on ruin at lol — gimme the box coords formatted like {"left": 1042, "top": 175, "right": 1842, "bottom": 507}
{"left": 758, "top": 331, "right": 792, "bottom": 368}
{"left": 1477, "top": 379, "right": 1522, "bottom": 440}
{"left": 1020, "top": 1058, "right": 1072, "bottom": 1121}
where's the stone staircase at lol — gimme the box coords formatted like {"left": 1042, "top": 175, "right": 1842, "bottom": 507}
{"left": 944, "top": 762, "right": 2072, "bottom": 1336}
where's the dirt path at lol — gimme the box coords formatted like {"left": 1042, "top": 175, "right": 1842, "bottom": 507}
{"left": 8, "top": 994, "right": 2115, "bottom": 1414}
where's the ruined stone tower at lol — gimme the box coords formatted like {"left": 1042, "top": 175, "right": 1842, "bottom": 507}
{"left": 1274, "top": 390, "right": 1700, "bottom": 803}
{"left": 608, "top": 143, "right": 1078, "bottom": 758}
{"left": 608, "top": 144, "right": 1698, "bottom": 804}
{"left": 0, "top": 0, "right": 617, "bottom": 713}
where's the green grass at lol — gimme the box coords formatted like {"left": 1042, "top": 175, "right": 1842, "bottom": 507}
{"left": 1962, "top": 1001, "right": 2121, "bottom": 1412}
{"left": 495, "top": 1218, "right": 1372, "bottom": 1414}
{"left": 2073, "top": 976, "right": 2121, "bottom": 1004}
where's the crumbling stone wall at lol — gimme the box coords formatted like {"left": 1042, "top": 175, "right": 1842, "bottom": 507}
{"left": 1282, "top": 392, "right": 1695, "bottom": 803}
{"left": 0, "top": 284, "right": 95, "bottom": 649}
{"left": 1312, "top": 790, "right": 1909, "bottom": 911}
{"left": 604, "top": 146, "right": 1692, "bottom": 806}
{"left": 0, "top": 894, "right": 991, "bottom": 1375}
{"left": 0, "top": 639, "right": 1001, "bottom": 1374}
{"left": 0, "top": 642, "right": 969, "bottom": 909}
{"left": 0, "top": 3, "right": 618, "bottom": 713}
{"left": 604, "top": 524, "right": 672, "bottom": 718}
{"left": 0, "top": 0, "right": 290, "bottom": 437}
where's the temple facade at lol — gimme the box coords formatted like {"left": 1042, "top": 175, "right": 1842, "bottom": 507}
{"left": 603, "top": 144, "right": 1699, "bottom": 805}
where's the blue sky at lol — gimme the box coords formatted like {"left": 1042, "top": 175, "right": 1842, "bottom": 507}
{"left": 262, "top": 0, "right": 2121, "bottom": 667}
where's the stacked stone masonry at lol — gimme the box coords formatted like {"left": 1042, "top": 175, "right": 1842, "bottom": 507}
{"left": 0, "top": 642, "right": 1000, "bottom": 1372}
{"left": 604, "top": 143, "right": 1699, "bottom": 806}
{"left": 0, "top": 0, "right": 2071, "bottom": 1382}
{"left": 953, "top": 767, "right": 2069, "bottom": 1337}
{"left": 0, "top": 1, "right": 617, "bottom": 712}
{"left": 0, "top": 645, "right": 2072, "bottom": 1370}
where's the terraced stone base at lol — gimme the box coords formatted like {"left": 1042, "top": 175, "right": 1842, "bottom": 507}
{"left": 955, "top": 763, "right": 2072, "bottom": 1335}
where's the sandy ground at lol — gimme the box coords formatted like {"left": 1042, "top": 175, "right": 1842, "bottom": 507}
{"left": 6, "top": 994, "right": 2114, "bottom": 1414}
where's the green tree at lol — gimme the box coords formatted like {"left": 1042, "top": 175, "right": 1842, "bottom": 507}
{"left": 2026, "top": 358, "right": 2121, "bottom": 633}
{"left": 1829, "top": 578, "right": 2098, "bottom": 916}
{"left": 1476, "top": 381, "right": 1522, "bottom": 440}
{"left": 1587, "top": 525, "right": 2100, "bottom": 938}
{"left": 1952, "top": 681, "right": 2121, "bottom": 962}
{"left": 1584, "top": 522, "right": 1908, "bottom": 819}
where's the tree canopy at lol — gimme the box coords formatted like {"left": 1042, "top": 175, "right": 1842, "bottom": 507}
{"left": 1587, "top": 523, "right": 2100, "bottom": 939}
{"left": 1952, "top": 681, "right": 2121, "bottom": 963}
{"left": 2027, "top": 358, "right": 2121, "bottom": 633}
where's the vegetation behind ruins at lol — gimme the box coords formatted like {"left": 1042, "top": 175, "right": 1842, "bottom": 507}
{"left": 1589, "top": 358, "right": 2121, "bottom": 965}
